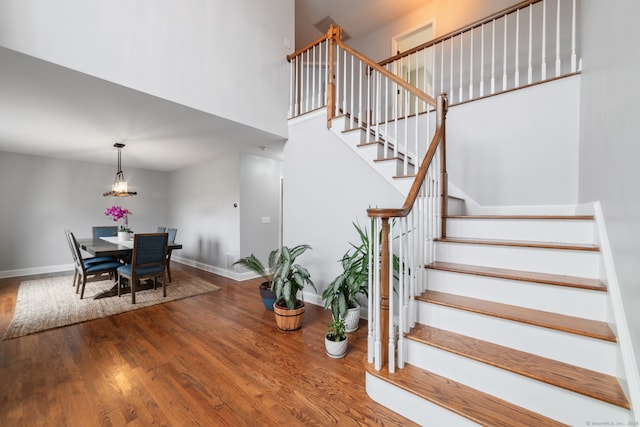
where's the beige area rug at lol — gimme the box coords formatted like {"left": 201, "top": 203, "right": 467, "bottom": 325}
{"left": 3, "top": 270, "right": 220, "bottom": 340}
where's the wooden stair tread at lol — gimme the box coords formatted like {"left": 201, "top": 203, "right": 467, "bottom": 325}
{"left": 408, "top": 325, "right": 630, "bottom": 409}
{"left": 417, "top": 290, "right": 616, "bottom": 342}
{"left": 365, "top": 362, "right": 568, "bottom": 427}
{"left": 446, "top": 215, "right": 594, "bottom": 220}
{"left": 427, "top": 261, "right": 607, "bottom": 291}
{"left": 435, "top": 236, "right": 600, "bottom": 252}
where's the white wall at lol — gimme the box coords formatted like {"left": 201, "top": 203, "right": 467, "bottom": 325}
{"left": 239, "top": 153, "right": 282, "bottom": 268}
{"left": 169, "top": 153, "right": 241, "bottom": 274}
{"left": 579, "top": 0, "right": 640, "bottom": 383}
{"left": 283, "top": 112, "right": 404, "bottom": 303}
{"left": 0, "top": 0, "right": 294, "bottom": 138}
{"left": 447, "top": 75, "right": 581, "bottom": 207}
{"left": 348, "top": 0, "right": 518, "bottom": 62}
{"left": 0, "top": 151, "right": 170, "bottom": 277}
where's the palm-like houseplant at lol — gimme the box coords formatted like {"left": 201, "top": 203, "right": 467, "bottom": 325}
{"left": 322, "top": 221, "right": 370, "bottom": 332}
{"left": 322, "top": 220, "right": 401, "bottom": 332}
{"left": 233, "top": 251, "right": 278, "bottom": 310}
{"left": 234, "top": 244, "right": 316, "bottom": 330}
{"left": 271, "top": 245, "right": 316, "bottom": 331}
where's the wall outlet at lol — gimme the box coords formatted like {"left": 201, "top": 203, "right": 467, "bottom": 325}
{"left": 261, "top": 216, "right": 271, "bottom": 224}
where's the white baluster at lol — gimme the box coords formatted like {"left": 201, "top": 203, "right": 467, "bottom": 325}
{"left": 469, "top": 28, "right": 474, "bottom": 100}
{"left": 358, "top": 60, "right": 363, "bottom": 127}
{"left": 555, "top": 0, "right": 561, "bottom": 76}
{"left": 542, "top": 0, "right": 547, "bottom": 80}
{"left": 324, "top": 41, "right": 329, "bottom": 106}
{"left": 450, "top": 37, "right": 454, "bottom": 101}
{"left": 343, "top": 49, "right": 347, "bottom": 115}
{"left": 440, "top": 40, "right": 445, "bottom": 96}
{"left": 288, "top": 58, "right": 294, "bottom": 118}
{"left": 528, "top": 4, "right": 533, "bottom": 84}
{"left": 350, "top": 52, "right": 354, "bottom": 128}
{"left": 571, "top": 0, "right": 577, "bottom": 72}
{"left": 459, "top": 34, "right": 464, "bottom": 103}
{"left": 373, "top": 216, "right": 381, "bottom": 370}
{"left": 388, "top": 220, "right": 395, "bottom": 373}
{"left": 305, "top": 49, "right": 310, "bottom": 113}
{"left": 491, "top": 19, "right": 496, "bottom": 94}
{"left": 480, "top": 24, "right": 485, "bottom": 97}
{"left": 503, "top": 14, "right": 508, "bottom": 91}
{"left": 335, "top": 46, "right": 340, "bottom": 117}
{"left": 515, "top": 8, "right": 520, "bottom": 88}
{"left": 311, "top": 45, "right": 316, "bottom": 109}
{"left": 367, "top": 217, "right": 375, "bottom": 364}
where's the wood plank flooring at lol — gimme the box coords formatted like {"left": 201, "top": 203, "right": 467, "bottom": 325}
{"left": 0, "top": 264, "right": 415, "bottom": 426}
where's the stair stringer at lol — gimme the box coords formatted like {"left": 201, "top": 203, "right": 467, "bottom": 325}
{"left": 366, "top": 202, "right": 637, "bottom": 424}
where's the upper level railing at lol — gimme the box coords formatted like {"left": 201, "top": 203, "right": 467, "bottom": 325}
{"left": 288, "top": 26, "right": 442, "bottom": 178}
{"left": 380, "top": 0, "right": 580, "bottom": 109}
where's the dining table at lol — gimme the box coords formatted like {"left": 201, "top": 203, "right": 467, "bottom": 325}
{"left": 77, "top": 236, "right": 183, "bottom": 299}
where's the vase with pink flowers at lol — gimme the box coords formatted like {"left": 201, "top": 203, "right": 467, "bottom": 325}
{"left": 105, "top": 206, "right": 133, "bottom": 241}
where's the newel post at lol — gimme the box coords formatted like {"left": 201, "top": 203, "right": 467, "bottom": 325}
{"left": 438, "top": 94, "right": 449, "bottom": 238}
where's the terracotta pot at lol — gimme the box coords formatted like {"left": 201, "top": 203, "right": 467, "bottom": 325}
{"left": 273, "top": 301, "right": 305, "bottom": 331}
{"left": 259, "top": 282, "right": 276, "bottom": 311}
{"left": 325, "top": 334, "right": 348, "bottom": 358}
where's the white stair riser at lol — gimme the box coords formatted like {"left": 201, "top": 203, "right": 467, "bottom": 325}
{"left": 338, "top": 129, "right": 366, "bottom": 148}
{"left": 405, "top": 342, "right": 629, "bottom": 426}
{"left": 446, "top": 218, "right": 595, "bottom": 245}
{"left": 426, "top": 269, "right": 608, "bottom": 321}
{"left": 435, "top": 242, "right": 601, "bottom": 277}
{"left": 365, "top": 373, "right": 480, "bottom": 426}
{"left": 416, "top": 301, "right": 617, "bottom": 375}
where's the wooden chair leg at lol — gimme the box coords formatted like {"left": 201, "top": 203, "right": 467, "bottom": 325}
{"left": 131, "top": 276, "right": 136, "bottom": 304}
{"left": 80, "top": 277, "right": 87, "bottom": 299}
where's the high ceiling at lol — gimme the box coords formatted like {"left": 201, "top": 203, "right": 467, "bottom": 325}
{"left": 295, "top": 0, "right": 428, "bottom": 49}
{"left": 0, "top": 0, "right": 427, "bottom": 171}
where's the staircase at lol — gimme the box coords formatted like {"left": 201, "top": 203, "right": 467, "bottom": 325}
{"left": 319, "top": 111, "right": 633, "bottom": 424}
{"left": 365, "top": 214, "right": 633, "bottom": 426}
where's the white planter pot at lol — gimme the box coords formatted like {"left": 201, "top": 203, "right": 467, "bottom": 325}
{"left": 344, "top": 306, "right": 360, "bottom": 332}
{"left": 325, "top": 335, "right": 348, "bottom": 359}
{"left": 118, "top": 231, "right": 132, "bottom": 242}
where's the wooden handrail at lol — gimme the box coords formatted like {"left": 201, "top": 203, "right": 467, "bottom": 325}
{"left": 379, "top": 0, "right": 542, "bottom": 66}
{"left": 367, "top": 93, "right": 447, "bottom": 221}
{"left": 335, "top": 36, "right": 437, "bottom": 108}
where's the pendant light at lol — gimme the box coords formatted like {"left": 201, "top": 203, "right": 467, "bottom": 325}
{"left": 103, "top": 142, "right": 137, "bottom": 197}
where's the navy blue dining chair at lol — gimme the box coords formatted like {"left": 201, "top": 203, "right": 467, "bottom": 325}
{"left": 157, "top": 226, "right": 167, "bottom": 232}
{"left": 117, "top": 233, "right": 168, "bottom": 304}
{"left": 92, "top": 226, "right": 118, "bottom": 239}
{"left": 66, "top": 230, "right": 122, "bottom": 299}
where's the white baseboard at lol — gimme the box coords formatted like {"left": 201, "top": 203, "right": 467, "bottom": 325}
{"left": 0, "top": 263, "right": 73, "bottom": 279}
{"left": 171, "top": 256, "right": 252, "bottom": 282}
{"left": 593, "top": 201, "right": 640, "bottom": 415}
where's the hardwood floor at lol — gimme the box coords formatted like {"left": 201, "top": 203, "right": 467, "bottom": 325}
{"left": 0, "top": 263, "right": 415, "bottom": 426}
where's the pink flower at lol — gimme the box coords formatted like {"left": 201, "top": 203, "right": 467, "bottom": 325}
{"left": 105, "top": 206, "right": 132, "bottom": 231}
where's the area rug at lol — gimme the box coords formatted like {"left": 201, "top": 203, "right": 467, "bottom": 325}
{"left": 3, "top": 270, "right": 220, "bottom": 340}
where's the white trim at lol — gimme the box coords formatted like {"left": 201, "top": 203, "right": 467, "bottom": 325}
{"left": 390, "top": 19, "right": 436, "bottom": 56}
{"left": 593, "top": 201, "right": 640, "bottom": 415}
{"left": 0, "top": 263, "right": 73, "bottom": 279}
{"left": 170, "top": 256, "right": 249, "bottom": 282}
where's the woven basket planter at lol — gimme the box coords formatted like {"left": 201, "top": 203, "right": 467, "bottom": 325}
{"left": 273, "top": 301, "right": 305, "bottom": 331}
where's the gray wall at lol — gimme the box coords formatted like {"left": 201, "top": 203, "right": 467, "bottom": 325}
{"left": 239, "top": 153, "right": 282, "bottom": 268}
{"left": 282, "top": 112, "right": 405, "bottom": 302}
{"left": 579, "top": 0, "right": 640, "bottom": 373}
{"left": 0, "top": 151, "right": 169, "bottom": 276}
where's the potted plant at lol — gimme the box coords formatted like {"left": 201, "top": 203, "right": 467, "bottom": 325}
{"left": 105, "top": 206, "right": 133, "bottom": 241}
{"left": 271, "top": 244, "right": 316, "bottom": 331}
{"left": 232, "top": 252, "right": 278, "bottom": 310}
{"left": 322, "top": 221, "right": 370, "bottom": 332}
{"left": 325, "top": 317, "right": 348, "bottom": 358}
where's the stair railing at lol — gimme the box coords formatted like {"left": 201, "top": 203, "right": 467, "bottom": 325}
{"left": 287, "top": 26, "right": 448, "bottom": 374}
{"left": 288, "top": 26, "right": 441, "bottom": 178}
{"left": 380, "top": 0, "right": 580, "bottom": 108}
